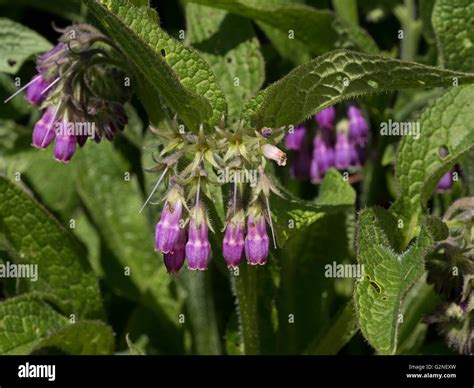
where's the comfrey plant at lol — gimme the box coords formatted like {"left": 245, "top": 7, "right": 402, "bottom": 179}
{"left": 147, "top": 119, "right": 285, "bottom": 273}
{"left": 285, "top": 105, "right": 368, "bottom": 183}
{"left": 3, "top": 0, "right": 474, "bottom": 359}
{"left": 6, "top": 24, "right": 130, "bottom": 162}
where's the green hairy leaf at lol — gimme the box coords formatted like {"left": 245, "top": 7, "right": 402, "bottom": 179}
{"left": 391, "top": 85, "right": 474, "bottom": 245}
{"left": 0, "top": 177, "right": 104, "bottom": 319}
{"left": 0, "top": 295, "right": 113, "bottom": 355}
{"left": 433, "top": 0, "right": 474, "bottom": 72}
{"left": 187, "top": 0, "right": 378, "bottom": 56}
{"left": 354, "top": 210, "right": 448, "bottom": 354}
{"left": 272, "top": 169, "right": 356, "bottom": 245}
{"left": 185, "top": 3, "right": 264, "bottom": 122}
{"left": 31, "top": 321, "right": 115, "bottom": 355}
{"left": 85, "top": 0, "right": 227, "bottom": 129}
{"left": 242, "top": 50, "right": 474, "bottom": 128}
{"left": 0, "top": 295, "right": 69, "bottom": 355}
{"left": 0, "top": 18, "right": 52, "bottom": 74}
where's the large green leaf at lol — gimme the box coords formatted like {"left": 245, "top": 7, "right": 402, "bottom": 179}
{"left": 432, "top": 0, "right": 474, "bottom": 198}
{"left": 433, "top": 0, "right": 474, "bottom": 72}
{"left": 242, "top": 50, "right": 474, "bottom": 128}
{"left": 0, "top": 177, "right": 103, "bottom": 319}
{"left": 0, "top": 74, "right": 31, "bottom": 119}
{"left": 272, "top": 169, "right": 356, "bottom": 245}
{"left": 85, "top": 0, "right": 226, "bottom": 129}
{"left": 391, "top": 85, "right": 474, "bottom": 246}
{"left": 0, "top": 18, "right": 52, "bottom": 74}
{"left": 354, "top": 210, "right": 448, "bottom": 354}
{"left": 24, "top": 152, "right": 79, "bottom": 220}
{"left": 75, "top": 142, "right": 179, "bottom": 326}
{"left": 185, "top": 3, "right": 264, "bottom": 122}
{"left": 31, "top": 321, "right": 115, "bottom": 355}
{"left": 187, "top": 0, "right": 378, "bottom": 56}
{"left": 0, "top": 295, "right": 113, "bottom": 355}
{"left": 0, "top": 295, "right": 69, "bottom": 355}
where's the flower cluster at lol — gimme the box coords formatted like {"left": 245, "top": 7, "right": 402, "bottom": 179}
{"left": 424, "top": 198, "right": 474, "bottom": 354}
{"left": 7, "top": 24, "right": 130, "bottom": 162}
{"left": 285, "top": 105, "right": 369, "bottom": 183}
{"left": 147, "top": 121, "right": 285, "bottom": 273}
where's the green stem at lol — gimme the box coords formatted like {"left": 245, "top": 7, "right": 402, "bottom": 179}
{"left": 232, "top": 265, "right": 260, "bottom": 354}
{"left": 180, "top": 271, "right": 222, "bottom": 355}
{"left": 332, "top": 0, "right": 359, "bottom": 27}
{"left": 394, "top": 0, "right": 422, "bottom": 61}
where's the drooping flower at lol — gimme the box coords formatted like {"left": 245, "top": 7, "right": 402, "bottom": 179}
{"left": 284, "top": 125, "right": 306, "bottom": 151}
{"left": 53, "top": 118, "right": 77, "bottom": 163}
{"left": 155, "top": 185, "right": 185, "bottom": 254}
{"left": 244, "top": 209, "right": 269, "bottom": 265}
{"left": 186, "top": 202, "right": 211, "bottom": 270}
{"left": 36, "top": 42, "right": 67, "bottom": 75}
{"left": 348, "top": 106, "right": 369, "bottom": 144}
{"left": 315, "top": 106, "right": 336, "bottom": 130}
{"left": 334, "top": 130, "right": 352, "bottom": 170}
{"left": 310, "top": 133, "right": 334, "bottom": 183}
{"left": 223, "top": 211, "right": 245, "bottom": 268}
{"left": 291, "top": 143, "right": 312, "bottom": 179}
{"left": 25, "top": 74, "right": 50, "bottom": 105}
{"left": 261, "top": 143, "right": 287, "bottom": 166}
{"left": 163, "top": 227, "right": 186, "bottom": 274}
{"left": 32, "top": 107, "right": 56, "bottom": 149}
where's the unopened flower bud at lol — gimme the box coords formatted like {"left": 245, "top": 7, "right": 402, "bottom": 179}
{"left": 437, "top": 171, "right": 454, "bottom": 192}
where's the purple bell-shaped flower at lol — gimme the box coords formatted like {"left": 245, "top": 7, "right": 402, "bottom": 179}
{"left": 32, "top": 106, "right": 56, "bottom": 149}
{"left": 244, "top": 212, "right": 269, "bottom": 265}
{"left": 284, "top": 125, "right": 306, "bottom": 151}
{"left": 348, "top": 106, "right": 369, "bottom": 144}
{"left": 163, "top": 227, "right": 186, "bottom": 274}
{"left": 223, "top": 217, "right": 245, "bottom": 269}
{"left": 186, "top": 202, "right": 211, "bottom": 270}
{"left": 25, "top": 74, "right": 50, "bottom": 105}
{"left": 315, "top": 106, "right": 336, "bottom": 130}
{"left": 437, "top": 170, "right": 454, "bottom": 192}
{"left": 155, "top": 186, "right": 185, "bottom": 254}
{"left": 310, "top": 133, "right": 334, "bottom": 183}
